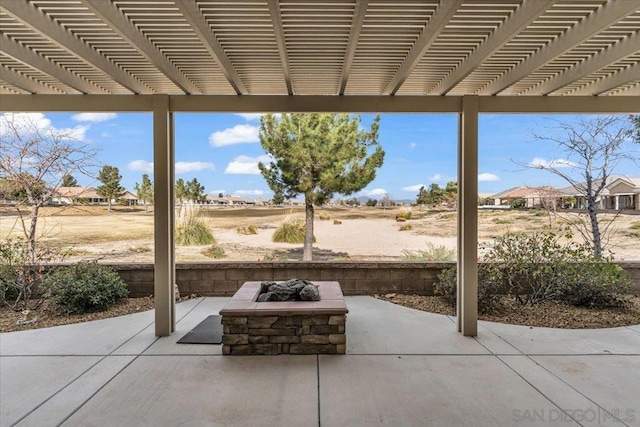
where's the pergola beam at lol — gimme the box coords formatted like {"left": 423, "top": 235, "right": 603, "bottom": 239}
{"left": 0, "top": 33, "right": 107, "bottom": 95}
{"left": 478, "top": 0, "right": 638, "bottom": 95}
{"left": 172, "top": 0, "right": 247, "bottom": 95}
{"left": 82, "top": 0, "right": 201, "bottom": 95}
{"left": 339, "top": 0, "right": 368, "bottom": 95}
{"left": 2, "top": 94, "right": 638, "bottom": 114}
{"left": 527, "top": 30, "right": 640, "bottom": 95}
{"left": 570, "top": 61, "right": 640, "bottom": 96}
{"left": 0, "top": 64, "right": 60, "bottom": 94}
{"left": 1, "top": 0, "right": 151, "bottom": 94}
{"left": 268, "top": 0, "right": 293, "bottom": 95}
{"left": 428, "top": 0, "right": 557, "bottom": 95}
{"left": 383, "top": 0, "right": 463, "bottom": 95}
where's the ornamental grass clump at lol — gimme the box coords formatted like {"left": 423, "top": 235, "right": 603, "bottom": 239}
{"left": 175, "top": 204, "right": 215, "bottom": 246}
{"left": 272, "top": 217, "right": 315, "bottom": 244}
{"left": 236, "top": 224, "right": 258, "bottom": 235}
{"left": 402, "top": 242, "right": 455, "bottom": 261}
{"left": 42, "top": 262, "right": 128, "bottom": 314}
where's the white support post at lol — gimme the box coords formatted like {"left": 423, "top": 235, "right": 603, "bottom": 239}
{"left": 456, "top": 115, "right": 463, "bottom": 332}
{"left": 153, "top": 95, "right": 175, "bottom": 336}
{"left": 458, "top": 95, "right": 478, "bottom": 336}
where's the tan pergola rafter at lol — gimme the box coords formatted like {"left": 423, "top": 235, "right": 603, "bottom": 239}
{"left": 0, "top": 33, "right": 108, "bottom": 95}
{"left": 1, "top": 0, "right": 152, "bottom": 94}
{"left": 0, "top": 63, "right": 60, "bottom": 94}
{"left": 570, "top": 61, "right": 640, "bottom": 96}
{"left": 478, "top": 0, "right": 639, "bottom": 95}
{"left": 268, "top": 0, "right": 293, "bottom": 95}
{"left": 428, "top": 0, "right": 557, "bottom": 95}
{"left": 81, "top": 0, "right": 202, "bottom": 95}
{"left": 171, "top": 0, "right": 247, "bottom": 95}
{"left": 339, "top": 0, "right": 368, "bottom": 96}
{"left": 383, "top": 0, "right": 463, "bottom": 95}
{"left": 526, "top": 30, "right": 640, "bottom": 96}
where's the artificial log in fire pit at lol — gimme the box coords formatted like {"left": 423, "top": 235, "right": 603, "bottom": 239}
{"left": 219, "top": 281, "right": 348, "bottom": 355}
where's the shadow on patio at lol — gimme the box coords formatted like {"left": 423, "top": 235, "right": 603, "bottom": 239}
{"left": 2, "top": 296, "right": 639, "bottom": 426}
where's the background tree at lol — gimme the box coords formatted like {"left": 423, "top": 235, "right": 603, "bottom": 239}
{"left": 175, "top": 178, "right": 187, "bottom": 203}
{"left": 0, "top": 113, "right": 97, "bottom": 260}
{"left": 366, "top": 198, "right": 378, "bottom": 207}
{"left": 527, "top": 115, "right": 637, "bottom": 257}
{"left": 61, "top": 173, "right": 78, "bottom": 187}
{"left": 416, "top": 185, "right": 429, "bottom": 205}
{"left": 259, "top": 113, "right": 385, "bottom": 260}
{"left": 134, "top": 174, "right": 154, "bottom": 212}
{"left": 185, "top": 178, "right": 205, "bottom": 203}
{"left": 96, "top": 165, "right": 125, "bottom": 212}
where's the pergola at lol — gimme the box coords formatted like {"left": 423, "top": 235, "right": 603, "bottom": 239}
{"left": 1, "top": 0, "right": 638, "bottom": 338}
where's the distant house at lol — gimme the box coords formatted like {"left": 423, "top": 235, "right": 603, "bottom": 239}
{"left": 49, "top": 186, "right": 138, "bottom": 206}
{"left": 492, "top": 186, "right": 564, "bottom": 208}
{"left": 561, "top": 175, "right": 640, "bottom": 211}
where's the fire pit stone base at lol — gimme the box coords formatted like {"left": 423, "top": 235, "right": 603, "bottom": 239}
{"left": 220, "top": 281, "right": 347, "bottom": 355}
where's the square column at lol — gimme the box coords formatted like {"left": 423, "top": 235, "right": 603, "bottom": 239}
{"left": 153, "top": 95, "right": 175, "bottom": 336}
{"left": 457, "top": 96, "right": 478, "bottom": 336}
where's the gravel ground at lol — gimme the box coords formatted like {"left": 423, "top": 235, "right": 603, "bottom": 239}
{"left": 375, "top": 294, "right": 640, "bottom": 329}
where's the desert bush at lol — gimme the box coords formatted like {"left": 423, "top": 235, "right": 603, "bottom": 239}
{"left": 631, "top": 221, "right": 640, "bottom": 230}
{"left": 399, "top": 224, "right": 413, "bottom": 231}
{"left": 42, "top": 262, "right": 128, "bottom": 314}
{"left": 401, "top": 243, "right": 455, "bottom": 261}
{"left": 395, "top": 209, "right": 412, "bottom": 221}
{"left": 273, "top": 217, "right": 315, "bottom": 244}
{"left": 201, "top": 244, "right": 226, "bottom": 259}
{"left": 176, "top": 204, "right": 214, "bottom": 246}
{"left": 433, "top": 267, "right": 502, "bottom": 312}
{"left": 482, "top": 232, "right": 632, "bottom": 307}
{"left": 318, "top": 212, "right": 331, "bottom": 220}
{"left": 491, "top": 217, "right": 512, "bottom": 224}
{"left": 333, "top": 219, "right": 342, "bottom": 225}
{"left": 510, "top": 198, "right": 526, "bottom": 209}
{"left": 236, "top": 224, "right": 258, "bottom": 235}
{"left": 129, "top": 245, "right": 151, "bottom": 253}
{"left": 0, "top": 238, "right": 63, "bottom": 311}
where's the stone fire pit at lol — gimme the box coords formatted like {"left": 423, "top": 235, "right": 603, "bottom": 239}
{"left": 220, "top": 281, "right": 348, "bottom": 355}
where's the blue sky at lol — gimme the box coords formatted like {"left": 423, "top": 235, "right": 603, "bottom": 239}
{"left": 12, "top": 112, "right": 639, "bottom": 200}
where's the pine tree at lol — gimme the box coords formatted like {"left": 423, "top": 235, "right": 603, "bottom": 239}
{"left": 259, "top": 113, "right": 385, "bottom": 260}
{"left": 416, "top": 185, "right": 429, "bottom": 205}
{"left": 134, "top": 173, "right": 153, "bottom": 212}
{"left": 96, "top": 165, "right": 125, "bottom": 212}
{"left": 175, "top": 178, "right": 187, "bottom": 204}
{"left": 61, "top": 173, "right": 78, "bottom": 187}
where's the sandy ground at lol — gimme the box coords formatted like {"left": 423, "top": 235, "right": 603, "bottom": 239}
{"left": 1, "top": 206, "right": 639, "bottom": 262}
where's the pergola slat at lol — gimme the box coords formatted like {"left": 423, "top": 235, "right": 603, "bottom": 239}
{"left": 0, "top": 63, "right": 60, "bottom": 94}
{"left": 81, "top": 0, "right": 202, "bottom": 95}
{"left": 570, "top": 61, "right": 640, "bottom": 95}
{"left": 478, "top": 0, "right": 639, "bottom": 95}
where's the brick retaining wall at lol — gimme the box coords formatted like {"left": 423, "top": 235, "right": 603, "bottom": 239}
{"left": 108, "top": 261, "right": 640, "bottom": 297}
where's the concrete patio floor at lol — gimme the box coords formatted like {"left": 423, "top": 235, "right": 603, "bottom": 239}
{"left": 1, "top": 296, "right": 639, "bottom": 426}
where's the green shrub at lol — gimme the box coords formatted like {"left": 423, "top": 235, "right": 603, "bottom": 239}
{"left": 433, "top": 267, "right": 502, "bottom": 312}
{"left": 273, "top": 217, "right": 315, "bottom": 244}
{"left": 176, "top": 204, "right": 214, "bottom": 246}
{"left": 399, "top": 224, "right": 413, "bottom": 231}
{"left": 510, "top": 198, "right": 526, "bottom": 209}
{"left": 201, "top": 244, "right": 226, "bottom": 259}
{"left": 491, "top": 217, "right": 512, "bottom": 224}
{"left": 402, "top": 243, "right": 455, "bottom": 261}
{"left": 482, "top": 232, "right": 632, "bottom": 308}
{"left": 236, "top": 224, "right": 258, "bottom": 235}
{"left": 42, "top": 262, "right": 128, "bottom": 314}
{"left": 318, "top": 212, "right": 331, "bottom": 220}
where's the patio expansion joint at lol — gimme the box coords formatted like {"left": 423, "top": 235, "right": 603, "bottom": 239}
{"left": 497, "top": 354, "right": 628, "bottom": 426}
{"left": 625, "top": 325, "right": 640, "bottom": 335}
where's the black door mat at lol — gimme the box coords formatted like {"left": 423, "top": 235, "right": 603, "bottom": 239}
{"left": 177, "top": 315, "right": 223, "bottom": 345}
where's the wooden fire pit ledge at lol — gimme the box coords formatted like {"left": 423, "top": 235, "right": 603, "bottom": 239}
{"left": 219, "top": 281, "right": 348, "bottom": 355}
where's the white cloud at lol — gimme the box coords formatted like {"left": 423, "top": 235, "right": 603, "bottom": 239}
{"left": 402, "top": 184, "right": 425, "bottom": 192}
{"left": 224, "top": 155, "right": 271, "bottom": 175}
{"left": 71, "top": 113, "right": 117, "bottom": 122}
{"left": 127, "top": 160, "right": 215, "bottom": 174}
{"left": 429, "top": 174, "right": 444, "bottom": 182}
{"left": 209, "top": 124, "right": 259, "bottom": 147}
{"left": 233, "top": 189, "right": 264, "bottom": 196}
{"left": 409, "top": 142, "right": 417, "bottom": 149}
{"left": 127, "top": 159, "right": 153, "bottom": 173}
{"left": 529, "top": 157, "right": 576, "bottom": 168}
{"left": 235, "top": 113, "right": 263, "bottom": 121}
{"left": 0, "top": 112, "right": 88, "bottom": 141}
{"left": 175, "top": 161, "right": 215, "bottom": 174}
{"left": 365, "top": 188, "right": 388, "bottom": 197}
{"left": 478, "top": 173, "right": 499, "bottom": 182}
